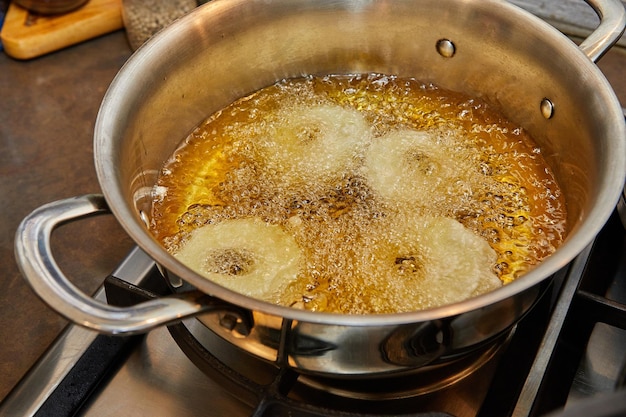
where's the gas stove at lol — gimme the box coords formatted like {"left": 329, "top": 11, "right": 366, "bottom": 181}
{"left": 1, "top": 207, "right": 625, "bottom": 417}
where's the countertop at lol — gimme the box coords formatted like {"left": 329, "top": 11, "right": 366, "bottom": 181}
{"left": 1, "top": 24, "right": 625, "bottom": 405}
{"left": 0, "top": 29, "right": 135, "bottom": 401}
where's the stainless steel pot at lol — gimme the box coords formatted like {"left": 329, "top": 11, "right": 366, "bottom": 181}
{"left": 15, "top": 0, "right": 626, "bottom": 377}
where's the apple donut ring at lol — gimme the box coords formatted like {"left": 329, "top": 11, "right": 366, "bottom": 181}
{"left": 174, "top": 218, "right": 302, "bottom": 300}
{"left": 363, "top": 215, "right": 502, "bottom": 311}
{"left": 363, "top": 128, "right": 466, "bottom": 205}
{"left": 258, "top": 103, "right": 372, "bottom": 184}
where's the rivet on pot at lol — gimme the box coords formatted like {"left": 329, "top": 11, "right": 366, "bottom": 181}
{"left": 436, "top": 39, "right": 456, "bottom": 58}
{"left": 540, "top": 98, "right": 555, "bottom": 119}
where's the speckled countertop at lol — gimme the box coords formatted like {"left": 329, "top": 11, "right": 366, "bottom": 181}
{"left": 0, "top": 25, "right": 625, "bottom": 405}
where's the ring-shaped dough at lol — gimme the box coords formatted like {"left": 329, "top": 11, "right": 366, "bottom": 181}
{"left": 363, "top": 216, "right": 502, "bottom": 311}
{"left": 363, "top": 128, "right": 464, "bottom": 204}
{"left": 259, "top": 103, "right": 371, "bottom": 184}
{"left": 174, "top": 218, "right": 302, "bottom": 299}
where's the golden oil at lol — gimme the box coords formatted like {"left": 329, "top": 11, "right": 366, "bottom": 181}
{"left": 150, "top": 74, "right": 566, "bottom": 314}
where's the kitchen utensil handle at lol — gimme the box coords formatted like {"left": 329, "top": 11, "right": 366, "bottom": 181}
{"left": 14, "top": 194, "right": 217, "bottom": 335}
{"left": 580, "top": 0, "right": 626, "bottom": 62}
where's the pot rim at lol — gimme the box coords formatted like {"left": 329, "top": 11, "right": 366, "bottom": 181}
{"left": 95, "top": 0, "right": 626, "bottom": 326}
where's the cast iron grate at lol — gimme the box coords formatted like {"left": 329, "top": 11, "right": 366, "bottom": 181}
{"left": 505, "top": 212, "right": 626, "bottom": 417}
{"left": 104, "top": 273, "right": 454, "bottom": 417}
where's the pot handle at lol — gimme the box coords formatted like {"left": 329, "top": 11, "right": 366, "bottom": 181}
{"left": 580, "top": 0, "right": 626, "bottom": 62}
{"left": 14, "top": 194, "right": 241, "bottom": 335}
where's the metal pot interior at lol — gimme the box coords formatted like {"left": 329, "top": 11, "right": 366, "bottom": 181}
{"left": 95, "top": 0, "right": 625, "bottom": 324}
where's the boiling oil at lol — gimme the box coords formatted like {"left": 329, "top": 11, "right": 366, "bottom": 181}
{"left": 149, "top": 74, "right": 567, "bottom": 314}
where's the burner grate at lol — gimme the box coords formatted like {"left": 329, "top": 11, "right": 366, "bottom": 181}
{"left": 507, "top": 212, "right": 626, "bottom": 417}
{"left": 167, "top": 320, "right": 454, "bottom": 417}
{"left": 104, "top": 264, "right": 505, "bottom": 416}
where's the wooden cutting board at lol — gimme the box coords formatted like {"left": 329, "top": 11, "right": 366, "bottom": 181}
{"left": 1, "top": 0, "right": 123, "bottom": 60}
